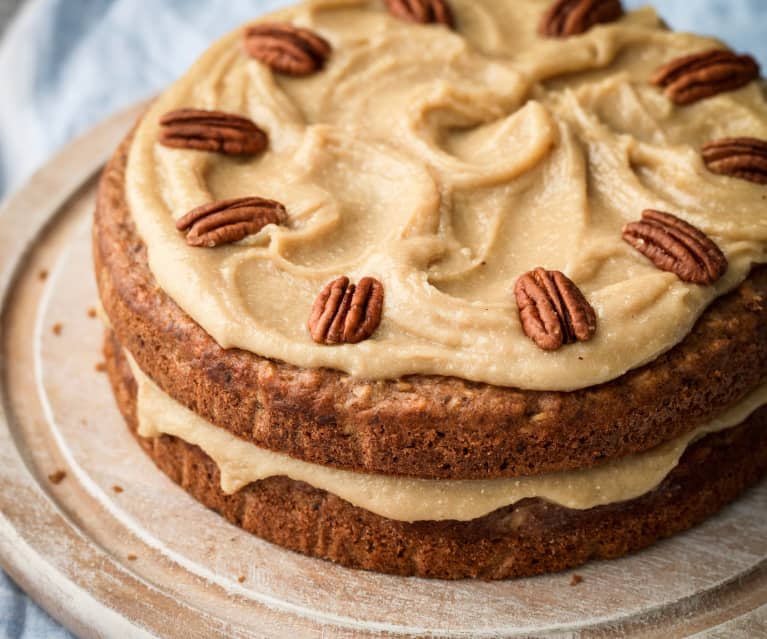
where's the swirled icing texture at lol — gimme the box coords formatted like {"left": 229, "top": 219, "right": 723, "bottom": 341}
{"left": 126, "top": 0, "right": 767, "bottom": 391}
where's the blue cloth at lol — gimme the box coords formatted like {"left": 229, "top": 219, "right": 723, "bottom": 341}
{"left": 0, "top": 0, "right": 765, "bottom": 636}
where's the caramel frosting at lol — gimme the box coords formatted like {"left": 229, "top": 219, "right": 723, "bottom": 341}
{"left": 128, "top": 351, "right": 767, "bottom": 522}
{"left": 126, "top": 0, "right": 767, "bottom": 391}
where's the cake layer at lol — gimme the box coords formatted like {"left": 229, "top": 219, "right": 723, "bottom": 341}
{"left": 94, "top": 134, "right": 767, "bottom": 480}
{"left": 104, "top": 330, "right": 767, "bottom": 579}
{"left": 125, "top": 0, "right": 767, "bottom": 391}
{"left": 126, "top": 344, "right": 767, "bottom": 522}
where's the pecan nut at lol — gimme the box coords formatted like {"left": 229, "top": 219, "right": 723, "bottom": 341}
{"left": 383, "top": 0, "right": 454, "bottom": 28}
{"left": 244, "top": 23, "right": 331, "bottom": 76}
{"left": 539, "top": 0, "right": 623, "bottom": 38}
{"left": 515, "top": 268, "right": 597, "bottom": 351}
{"left": 309, "top": 276, "right": 384, "bottom": 345}
{"left": 159, "top": 109, "right": 268, "bottom": 156}
{"left": 651, "top": 49, "right": 760, "bottom": 105}
{"left": 176, "top": 197, "right": 288, "bottom": 248}
{"left": 702, "top": 137, "right": 767, "bottom": 185}
{"left": 622, "top": 210, "right": 728, "bottom": 284}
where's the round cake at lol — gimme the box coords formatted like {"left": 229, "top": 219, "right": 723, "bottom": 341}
{"left": 94, "top": 0, "right": 767, "bottom": 579}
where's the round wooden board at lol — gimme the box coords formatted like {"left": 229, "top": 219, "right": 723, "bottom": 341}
{"left": 0, "top": 104, "right": 766, "bottom": 639}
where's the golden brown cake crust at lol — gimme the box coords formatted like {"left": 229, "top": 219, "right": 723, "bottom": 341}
{"left": 104, "top": 329, "right": 767, "bottom": 580}
{"left": 94, "top": 128, "right": 767, "bottom": 480}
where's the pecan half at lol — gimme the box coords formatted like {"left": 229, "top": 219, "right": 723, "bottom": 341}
{"left": 539, "top": 0, "right": 623, "bottom": 38}
{"left": 244, "top": 23, "right": 331, "bottom": 76}
{"left": 309, "top": 276, "right": 384, "bottom": 345}
{"left": 176, "top": 197, "right": 288, "bottom": 248}
{"left": 383, "top": 0, "right": 454, "bottom": 28}
{"left": 702, "top": 137, "right": 767, "bottom": 185}
{"left": 622, "top": 210, "right": 728, "bottom": 284}
{"left": 651, "top": 49, "right": 760, "bottom": 105}
{"left": 159, "top": 109, "right": 268, "bottom": 155}
{"left": 514, "top": 268, "right": 597, "bottom": 351}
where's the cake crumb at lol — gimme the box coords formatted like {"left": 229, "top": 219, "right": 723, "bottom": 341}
{"left": 52, "top": 323, "right": 63, "bottom": 336}
{"left": 87, "top": 307, "right": 98, "bottom": 319}
{"left": 48, "top": 470, "right": 67, "bottom": 485}
{"left": 570, "top": 574, "right": 584, "bottom": 587}
{"left": 238, "top": 576, "right": 246, "bottom": 583}
{"left": 127, "top": 554, "right": 138, "bottom": 561}
{"left": 95, "top": 362, "right": 107, "bottom": 373}
{"left": 38, "top": 269, "right": 48, "bottom": 281}
{"left": 112, "top": 485, "right": 124, "bottom": 494}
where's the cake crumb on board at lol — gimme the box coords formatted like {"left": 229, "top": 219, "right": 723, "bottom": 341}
{"left": 52, "top": 323, "right": 63, "bottom": 336}
{"left": 570, "top": 574, "right": 584, "bottom": 586}
{"left": 95, "top": 362, "right": 107, "bottom": 373}
{"left": 112, "top": 485, "right": 124, "bottom": 494}
{"left": 48, "top": 470, "right": 67, "bottom": 485}
{"left": 127, "top": 554, "right": 138, "bottom": 561}
{"left": 87, "top": 307, "right": 98, "bottom": 318}
{"left": 238, "top": 576, "right": 246, "bottom": 583}
{"left": 38, "top": 269, "right": 48, "bottom": 281}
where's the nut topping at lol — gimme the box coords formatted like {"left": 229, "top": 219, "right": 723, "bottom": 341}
{"left": 244, "top": 23, "right": 331, "bottom": 76}
{"left": 176, "top": 197, "right": 288, "bottom": 248}
{"left": 702, "top": 137, "right": 767, "bottom": 185}
{"left": 515, "top": 268, "right": 597, "bottom": 351}
{"left": 622, "top": 210, "right": 728, "bottom": 285}
{"left": 383, "top": 0, "right": 455, "bottom": 28}
{"left": 651, "top": 49, "right": 760, "bottom": 105}
{"left": 309, "top": 276, "right": 384, "bottom": 345}
{"left": 159, "top": 109, "right": 268, "bottom": 156}
{"left": 539, "top": 0, "right": 623, "bottom": 38}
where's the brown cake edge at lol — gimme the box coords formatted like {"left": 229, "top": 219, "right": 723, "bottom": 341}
{"left": 104, "top": 328, "right": 767, "bottom": 580}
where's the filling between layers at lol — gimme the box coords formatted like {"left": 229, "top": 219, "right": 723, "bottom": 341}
{"left": 127, "top": 353, "right": 767, "bottom": 523}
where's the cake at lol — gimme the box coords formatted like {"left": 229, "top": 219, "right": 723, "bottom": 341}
{"left": 93, "top": 0, "right": 767, "bottom": 580}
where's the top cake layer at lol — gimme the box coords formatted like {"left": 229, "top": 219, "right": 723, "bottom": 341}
{"left": 125, "top": 0, "right": 767, "bottom": 391}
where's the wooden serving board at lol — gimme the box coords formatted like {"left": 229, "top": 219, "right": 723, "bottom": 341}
{"left": 0, "top": 104, "right": 766, "bottom": 639}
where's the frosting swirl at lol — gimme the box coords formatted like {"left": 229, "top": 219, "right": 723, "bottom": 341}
{"left": 126, "top": 0, "right": 767, "bottom": 390}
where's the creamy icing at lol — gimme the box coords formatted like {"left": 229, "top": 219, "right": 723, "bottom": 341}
{"left": 125, "top": 0, "right": 767, "bottom": 391}
{"left": 127, "top": 352, "right": 767, "bottom": 522}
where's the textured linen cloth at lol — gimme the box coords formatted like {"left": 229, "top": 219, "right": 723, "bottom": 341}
{"left": 0, "top": 0, "right": 765, "bottom": 636}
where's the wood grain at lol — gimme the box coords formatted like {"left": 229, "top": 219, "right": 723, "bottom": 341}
{"left": 0, "top": 104, "right": 765, "bottom": 638}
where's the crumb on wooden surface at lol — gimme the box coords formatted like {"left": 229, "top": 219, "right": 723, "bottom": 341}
{"left": 95, "top": 362, "right": 107, "bottom": 373}
{"left": 48, "top": 470, "right": 67, "bottom": 485}
{"left": 570, "top": 574, "right": 584, "bottom": 587}
{"left": 238, "top": 576, "right": 246, "bottom": 583}
{"left": 87, "top": 307, "right": 98, "bottom": 318}
{"left": 52, "top": 323, "right": 63, "bottom": 336}
{"left": 112, "top": 485, "right": 124, "bottom": 494}
{"left": 38, "top": 269, "right": 48, "bottom": 281}
{"left": 127, "top": 554, "right": 138, "bottom": 561}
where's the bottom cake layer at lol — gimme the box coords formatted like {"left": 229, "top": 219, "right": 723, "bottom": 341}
{"left": 104, "top": 330, "right": 767, "bottom": 580}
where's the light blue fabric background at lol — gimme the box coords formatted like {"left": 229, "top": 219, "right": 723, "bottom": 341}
{"left": 0, "top": 0, "right": 765, "bottom": 636}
